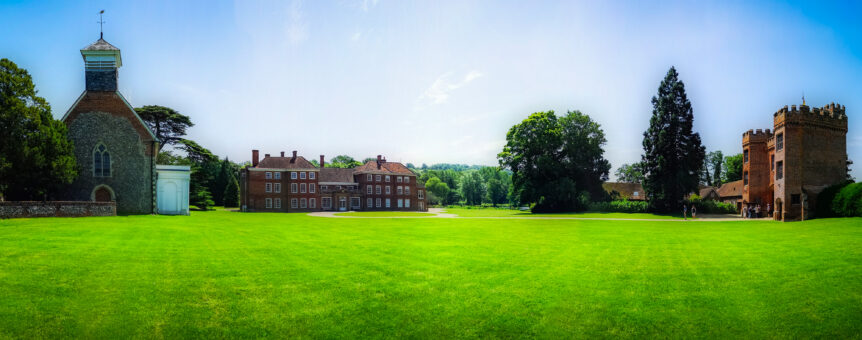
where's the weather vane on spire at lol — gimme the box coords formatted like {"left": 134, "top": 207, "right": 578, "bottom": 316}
{"left": 98, "top": 10, "right": 105, "bottom": 39}
{"left": 802, "top": 92, "right": 806, "bottom": 106}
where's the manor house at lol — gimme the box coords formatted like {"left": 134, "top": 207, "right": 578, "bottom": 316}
{"left": 742, "top": 102, "right": 848, "bottom": 221}
{"left": 240, "top": 151, "right": 427, "bottom": 212}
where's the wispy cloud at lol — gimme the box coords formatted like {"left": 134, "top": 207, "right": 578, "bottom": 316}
{"left": 286, "top": 0, "right": 308, "bottom": 44}
{"left": 418, "top": 70, "right": 484, "bottom": 105}
{"left": 351, "top": 31, "right": 362, "bottom": 41}
{"left": 361, "top": 0, "right": 380, "bottom": 12}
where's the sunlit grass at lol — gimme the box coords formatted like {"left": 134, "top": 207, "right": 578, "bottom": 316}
{"left": 334, "top": 211, "right": 436, "bottom": 217}
{"left": 0, "top": 210, "right": 859, "bottom": 338}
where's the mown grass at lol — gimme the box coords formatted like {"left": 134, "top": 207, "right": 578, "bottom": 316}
{"left": 334, "top": 211, "right": 436, "bottom": 217}
{"left": 443, "top": 207, "right": 686, "bottom": 219}
{"left": 0, "top": 210, "right": 860, "bottom": 338}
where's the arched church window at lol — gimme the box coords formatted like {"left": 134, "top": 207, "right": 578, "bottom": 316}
{"left": 93, "top": 144, "right": 111, "bottom": 177}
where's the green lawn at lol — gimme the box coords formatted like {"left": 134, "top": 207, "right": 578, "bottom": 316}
{"left": 334, "top": 211, "right": 436, "bottom": 217}
{"left": 443, "top": 207, "right": 686, "bottom": 219}
{"left": 0, "top": 211, "right": 860, "bottom": 338}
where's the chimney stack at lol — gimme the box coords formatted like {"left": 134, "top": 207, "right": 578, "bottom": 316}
{"left": 265, "top": 153, "right": 270, "bottom": 158}
{"left": 281, "top": 151, "right": 285, "bottom": 157}
{"left": 291, "top": 150, "right": 297, "bottom": 163}
{"left": 252, "top": 150, "right": 259, "bottom": 167}
{"left": 320, "top": 155, "right": 325, "bottom": 169}
{"left": 377, "top": 155, "right": 382, "bottom": 169}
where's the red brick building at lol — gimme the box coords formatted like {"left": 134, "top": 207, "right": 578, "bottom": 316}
{"left": 742, "top": 103, "right": 848, "bottom": 221}
{"left": 240, "top": 152, "right": 427, "bottom": 212}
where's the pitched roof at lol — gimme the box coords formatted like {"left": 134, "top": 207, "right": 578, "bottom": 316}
{"left": 602, "top": 182, "right": 647, "bottom": 200}
{"left": 717, "top": 180, "right": 743, "bottom": 198}
{"left": 354, "top": 161, "right": 415, "bottom": 175}
{"left": 82, "top": 38, "right": 119, "bottom": 51}
{"left": 699, "top": 187, "right": 719, "bottom": 198}
{"left": 319, "top": 168, "right": 356, "bottom": 183}
{"left": 256, "top": 155, "right": 317, "bottom": 170}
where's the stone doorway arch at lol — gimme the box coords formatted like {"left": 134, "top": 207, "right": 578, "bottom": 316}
{"left": 91, "top": 184, "right": 115, "bottom": 202}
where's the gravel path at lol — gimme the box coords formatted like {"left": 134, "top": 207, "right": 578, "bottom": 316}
{"left": 308, "top": 208, "right": 758, "bottom": 222}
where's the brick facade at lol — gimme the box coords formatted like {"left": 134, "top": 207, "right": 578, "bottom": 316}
{"left": 742, "top": 103, "right": 848, "bottom": 221}
{"left": 241, "top": 152, "right": 427, "bottom": 213}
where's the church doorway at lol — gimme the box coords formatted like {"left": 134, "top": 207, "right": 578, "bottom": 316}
{"left": 92, "top": 185, "right": 115, "bottom": 202}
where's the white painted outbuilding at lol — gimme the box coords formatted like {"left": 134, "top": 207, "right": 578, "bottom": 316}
{"left": 156, "top": 165, "right": 191, "bottom": 215}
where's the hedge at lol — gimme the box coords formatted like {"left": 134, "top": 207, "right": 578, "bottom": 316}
{"left": 831, "top": 182, "right": 862, "bottom": 217}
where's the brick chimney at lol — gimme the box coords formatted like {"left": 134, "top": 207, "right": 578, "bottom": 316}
{"left": 320, "top": 155, "right": 325, "bottom": 169}
{"left": 252, "top": 150, "right": 259, "bottom": 167}
{"left": 377, "top": 155, "right": 382, "bottom": 169}
{"left": 291, "top": 150, "right": 297, "bottom": 163}
{"left": 265, "top": 153, "right": 270, "bottom": 158}
{"left": 281, "top": 151, "right": 285, "bottom": 157}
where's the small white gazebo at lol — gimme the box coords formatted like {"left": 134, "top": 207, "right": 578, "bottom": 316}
{"left": 156, "top": 165, "right": 191, "bottom": 215}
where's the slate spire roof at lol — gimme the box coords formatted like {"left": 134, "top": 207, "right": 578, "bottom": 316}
{"left": 82, "top": 38, "right": 120, "bottom": 51}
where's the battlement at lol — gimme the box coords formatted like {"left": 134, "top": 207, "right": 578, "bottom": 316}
{"left": 773, "top": 102, "right": 848, "bottom": 131}
{"left": 742, "top": 128, "right": 773, "bottom": 142}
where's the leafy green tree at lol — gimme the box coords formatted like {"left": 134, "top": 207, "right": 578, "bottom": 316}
{"left": 701, "top": 150, "right": 724, "bottom": 186}
{"left": 614, "top": 162, "right": 645, "bottom": 183}
{"left": 641, "top": 67, "right": 705, "bottom": 212}
{"left": 498, "top": 110, "right": 611, "bottom": 212}
{"left": 134, "top": 105, "right": 194, "bottom": 146}
{"left": 177, "top": 139, "right": 218, "bottom": 210}
{"left": 362, "top": 157, "right": 377, "bottom": 164}
{"left": 458, "top": 171, "right": 487, "bottom": 205}
{"left": 487, "top": 178, "right": 507, "bottom": 206}
{"left": 223, "top": 175, "right": 240, "bottom": 208}
{"left": 328, "top": 155, "right": 362, "bottom": 168}
{"left": 157, "top": 150, "right": 191, "bottom": 165}
{"left": 425, "top": 177, "right": 451, "bottom": 205}
{"left": 0, "top": 58, "right": 77, "bottom": 200}
{"left": 722, "top": 153, "right": 743, "bottom": 183}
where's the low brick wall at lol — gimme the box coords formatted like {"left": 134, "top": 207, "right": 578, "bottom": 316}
{"left": 0, "top": 201, "right": 116, "bottom": 219}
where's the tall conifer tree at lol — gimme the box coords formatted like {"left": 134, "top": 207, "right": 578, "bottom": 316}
{"left": 641, "top": 67, "right": 705, "bottom": 212}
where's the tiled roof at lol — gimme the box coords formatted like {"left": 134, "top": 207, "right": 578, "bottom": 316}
{"left": 717, "top": 180, "right": 743, "bottom": 198}
{"left": 699, "top": 187, "right": 719, "bottom": 198}
{"left": 319, "top": 168, "right": 356, "bottom": 183}
{"left": 82, "top": 38, "right": 119, "bottom": 51}
{"left": 256, "top": 155, "right": 317, "bottom": 170}
{"left": 602, "top": 182, "right": 647, "bottom": 200}
{"left": 354, "top": 161, "right": 415, "bottom": 175}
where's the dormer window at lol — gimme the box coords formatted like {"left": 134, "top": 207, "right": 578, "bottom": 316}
{"left": 93, "top": 144, "right": 111, "bottom": 177}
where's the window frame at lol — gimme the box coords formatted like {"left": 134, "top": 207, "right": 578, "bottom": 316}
{"left": 300, "top": 172, "right": 307, "bottom": 179}
{"left": 776, "top": 133, "right": 784, "bottom": 151}
{"left": 291, "top": 183, "right": 298, "bottom": 193}
{"left": 309, "top": 183, "right": 316, "bottom": 193}
{"left": 367, "top": 198, "right": 373, "bottom": 208}
{"left": 291, "top": 198, "right": 298, "bottom": 208}
{"left": 309, "top": 172, "right": 316, "bottom": 180}
{"left": 300, "top": 198, "right": 307, "bottom": 208}
{"left": 385, "top": 198, "right": 391, "bottom": 208}
{"left": 385, "top": 175, "right": 391, "bottom": 182}
{"left": 265, "top": 171, "right": 273, "bottom": 179}
{"left": 275, "top": 198, "right": 282, "bottom": 209}
{"left": 291, "top": 172, "right": 298, "bottom": 179}
{"left": 275, "top": 172, "right": 281, "bottom": 180}
{"left": 405, "top": 199, "right": 411, "bottom": 208}
{"left": 376, "top": 198, "right": 381, "bottom": 208}
{"left": 309, "top": 198, "right": 316, "bottom": 209}
{"left": 274, "top": 183, "right": 281, "bottom": 193}
{"left": 265, "top": 183, "right": 273, "bottom": 193}
{"left": 367, "top": 185, "right": 373, "bottom": 194}
{"left": 265, "top": 198, "right": 273, "bottom": 208}
{"left": 300, "top": 183, "right": 307, "bottom": 193}
{"left": 386, "top": 186, "right": 391, "bottom": 195}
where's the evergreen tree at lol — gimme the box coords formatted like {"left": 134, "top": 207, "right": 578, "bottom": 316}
{"left": 211, "top": 158, "right": 233, "bottom": 206}
{"left": 0, "top": 58, "right": 77, "bottom": 200}
{"left": 641, "top": 67, "right": 705, "bottom": 212}
{"left": 223, "top": 175, "right": 240, "bottom": 208}
{"left": 134, "top": 105, "right": 194, "bottom": 146}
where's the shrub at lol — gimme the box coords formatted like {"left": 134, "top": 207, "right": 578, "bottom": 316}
{"left": 816, "top": 181, "right": 852, "bottom": 218}
{"left": 832, "top": 182, "right": 862, "bottom": 217}
{"left": 588, "top": 200, "right": 649, "bottom": 213}
{"left": 683, "top": 198, "right": 737, "bottom": 214}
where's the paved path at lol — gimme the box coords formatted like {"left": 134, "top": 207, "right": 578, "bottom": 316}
{"left": 308, "top": 208, "right": 760, "bottom": 222}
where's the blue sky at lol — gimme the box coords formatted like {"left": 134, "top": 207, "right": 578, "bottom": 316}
{"left": 2, "top": 0, "right": 860, "bottom": 178}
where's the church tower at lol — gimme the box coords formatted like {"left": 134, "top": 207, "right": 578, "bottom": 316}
{"left": 81, "top": 38, "right": 122, "bottom": 91}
